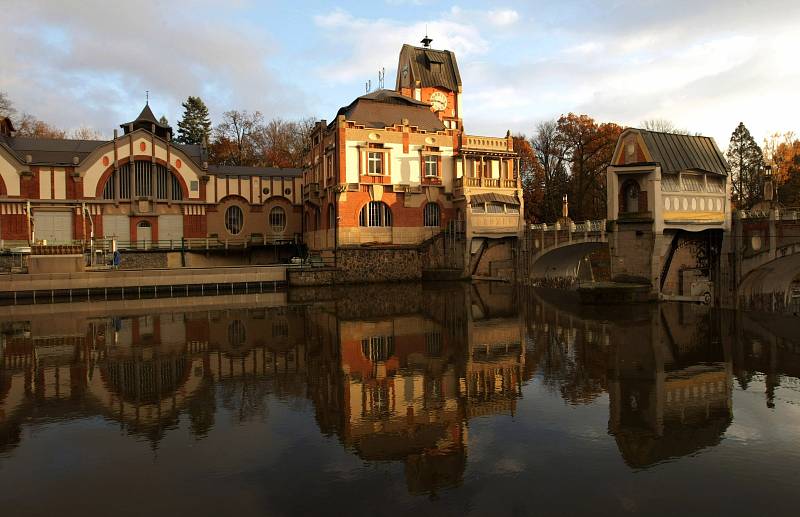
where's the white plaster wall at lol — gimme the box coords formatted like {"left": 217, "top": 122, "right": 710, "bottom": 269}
{"left": 39, "top": 169, "right": 51, "bottom": 199}
{"left": 54, "top": 168, "right": 66, "bottom": 199}
{"left": 0, "top": 153, "right": 21, "bottom": 196}
{"left": 345, "top": 142, "right": 360, "bottom": 183}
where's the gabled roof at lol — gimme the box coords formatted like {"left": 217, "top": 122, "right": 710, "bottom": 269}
{"left": 0, "top": 136, "right": 106, "bottom": 166}
{"left": 396, "top": 44, "right": 462, "bottom": 93}
{"left": 333, "top": 89, "right": 445, "bottom": 132}
{"left": 633, "top": 129, "right": 729, "bottom": 176}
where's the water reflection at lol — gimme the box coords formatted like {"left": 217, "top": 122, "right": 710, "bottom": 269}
{"left": 1, "top": 283, "right": 800, "bottom": 504}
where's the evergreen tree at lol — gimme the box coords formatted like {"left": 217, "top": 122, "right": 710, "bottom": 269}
{"left": 159, "top": 115, "right": 169, "bottom": 126}
{"left": 176, "top": 96, "right": 211, "bottom": 145}
{"left": 726, "top": 122, "right": 765, "bottom": 209}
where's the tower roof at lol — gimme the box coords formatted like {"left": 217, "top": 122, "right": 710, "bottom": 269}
{"left": 122, "top": 103, "right": 169, "bottom": 130}
{"left": 121, "top": 103, "right": 172, "bottom": 139}
{"left": 396, "top": 44, "right": 462, "bottom": 93}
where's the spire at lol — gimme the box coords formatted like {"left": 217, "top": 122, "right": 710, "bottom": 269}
{"left": 145, "top": 90, "right": 149, "bottom": 106}
{"left": 421, "top": 26, "right": 432, "bottom": 48}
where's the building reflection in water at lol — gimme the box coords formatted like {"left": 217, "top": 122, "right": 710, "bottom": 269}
{"left": 305, "top": 282, "right": 527, "bottom": 495}
{"left": 2, "top": 284, "right": 800, "bottom": 492}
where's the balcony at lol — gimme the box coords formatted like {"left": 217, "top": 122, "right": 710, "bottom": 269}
{"left": 302, "top": 182, "right": 320, "bottom": 200}
{"left": 454, "top": 177, "right": 519, "bottom": 191}
{"left": 462, "top": 135, "right": 510, "bottom": 152}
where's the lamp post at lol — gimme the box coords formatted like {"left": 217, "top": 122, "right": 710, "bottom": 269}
{"left": 333, "top": 184, "right": 346, "bottom": 268}
{"left": 764, "top": 164, "right": 774, "bottom": 207}
{"left": 84, "top": 206, "right": 94, "bottom": 266}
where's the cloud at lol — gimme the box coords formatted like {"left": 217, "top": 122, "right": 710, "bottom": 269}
{"left": 487, "top": 9, "right": 520, "bottom": 27}
{"left": 312, "top": 9, "right": 488, "bottom": 85}
{"left": 0, "top": 0, "right": 306, "bottom": 137}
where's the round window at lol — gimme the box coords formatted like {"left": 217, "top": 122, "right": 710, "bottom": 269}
{"left": 262, "top": 187, "right": 270, "bottom": 195}
{"left": 269, "top": 206, "right": 287, "bottom": 233}
{"left": 225, "top": 205, "right": 244, "bottom": 235}
{"left": 284, "top": 188, "right": 291, "bottom": 196}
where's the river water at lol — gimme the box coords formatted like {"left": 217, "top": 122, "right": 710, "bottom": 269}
{"left": 1, "top": 283, "right": 799, "bottom": 516}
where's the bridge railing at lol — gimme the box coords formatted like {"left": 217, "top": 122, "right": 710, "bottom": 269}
{"left": 528, "top": 219, "right": 606, "bottom": 235}
{"left": 737, "top": 207, "right": 800, "bottom": 220}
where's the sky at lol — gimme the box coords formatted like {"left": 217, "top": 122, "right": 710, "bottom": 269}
{"left": 1, "top": 0, "right": 799, "bottom": 149}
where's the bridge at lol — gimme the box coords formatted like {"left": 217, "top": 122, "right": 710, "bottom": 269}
{"left": 735, "top": 207, "right": 800, "bottom": 313}
{"left": 517, "top": 219, "right": 607, "bottom": 284}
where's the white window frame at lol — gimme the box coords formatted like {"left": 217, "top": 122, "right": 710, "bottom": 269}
{"left": 367, "top": 151, "right": 384, "bottom": 175}
{"left": 424, "top": 155, "right": 439, "bottom": 177}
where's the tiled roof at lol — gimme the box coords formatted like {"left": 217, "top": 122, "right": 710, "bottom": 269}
{"left": 335, "top": 89, "right": 445, "bottom": 132}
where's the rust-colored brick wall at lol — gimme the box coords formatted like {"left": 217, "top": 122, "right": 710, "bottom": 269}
{"left": 183, "top": 215, "right": 206, "bottom": 238}
{"left": 0, "top": 214, "right": 29, "bottom": 239}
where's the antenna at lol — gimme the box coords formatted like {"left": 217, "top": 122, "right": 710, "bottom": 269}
{"left": 378, "top": 68, "right": 385, "bottom": 89}
{"left": 145, "top": 90, "right": 149, "bottom": 105}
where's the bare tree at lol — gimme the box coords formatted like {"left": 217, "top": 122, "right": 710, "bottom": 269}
{"left": 640, "top": 118, "right": 690, "bottom": 135}
{"left": 530, "top": 120, "right": 570, "bottom": 222}
{"left": 0, "top": 91, "right": 14, "bottom": 118}
{"left": 211, "top": 110, "right": 264, "bottom": 166}
{"left": 71, "top": 126, "right": 103, "bottom": 140}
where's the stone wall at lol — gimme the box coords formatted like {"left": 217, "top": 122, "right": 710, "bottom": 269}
{"left": 335, "top": 247, "right": 422, "bottom": 283}
{"left": 119, "top": 251, "right": 168, "bottom": 269}
{"left": 609, "top": 222, "right": 654, "bottom": 284}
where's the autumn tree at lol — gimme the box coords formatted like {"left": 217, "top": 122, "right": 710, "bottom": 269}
{"left": 14, "top": 113, "right": 66, "bottom": 139}
{"left": 210, "top": 110, "right": 264, "bottom": 166}
{"left": 556, "top": 113, "right": 622, "bottom": 220}
{"left": 176, "top": 96, "right": 212, "bottom": 145}
{"left": 513, "top": 135, "right": 544, "bottom": 222}
{"left": 763, "top": 131, "right": 799, "bottom": 185}
{"left": 727, "top": 122, "right": 765, "bottom": 209}
{"left": 252, "top": 117, "right": 315, "bottom": 168}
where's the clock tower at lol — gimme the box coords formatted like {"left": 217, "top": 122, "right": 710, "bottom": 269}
{"left": 395, "top": 37, "right": 462, "bottom": 130}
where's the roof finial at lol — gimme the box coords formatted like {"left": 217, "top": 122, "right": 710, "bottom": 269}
{"left": 145, "top": 90, "right": 149, "bottom": 105}
{"left": 421, "top": 25, "right": 432, "bottom": 48}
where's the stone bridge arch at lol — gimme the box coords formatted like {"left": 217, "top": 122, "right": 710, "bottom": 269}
{"left": 518, "top": 220, "right": 608, "bottom": 284}
{"left": 735, "top": 208, "right": 800, "bottom": 313}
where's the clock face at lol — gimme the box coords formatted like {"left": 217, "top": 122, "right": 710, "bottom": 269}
{"left": 429, "top": 91, "right": 448, "bottom": 112}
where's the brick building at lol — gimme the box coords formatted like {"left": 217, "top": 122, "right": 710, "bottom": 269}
{"left": 0, "top": 107, "right": 302, "bottom": 249}
{"left": 303, "top": 38, "right": 523, "bottom": 274}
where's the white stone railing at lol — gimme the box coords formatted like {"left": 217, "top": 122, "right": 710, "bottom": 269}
{"left": 737, "top": 208, "right": 800, "bottom": 221}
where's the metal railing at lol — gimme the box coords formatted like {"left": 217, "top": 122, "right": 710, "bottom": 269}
{"left": 1, "top": 235, "right": 300, "bottom": 253}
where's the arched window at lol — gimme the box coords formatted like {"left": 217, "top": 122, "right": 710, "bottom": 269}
{"left": 359, "top": 201, "right": 392, "bottom": 227}
{"left": 423, "top": 203, "right": 440, "bottom": 227}
{"left": 269, "top": 206, "right": 286, "bottom": 233}
{"left": 225, "top": 205, "right": 244, "bottom": 235}
{"left": 622, "top": 180, "right": 640, "bottom": 213}
{"left": 101, "top": 162, "right": 182, "bottom": 201}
